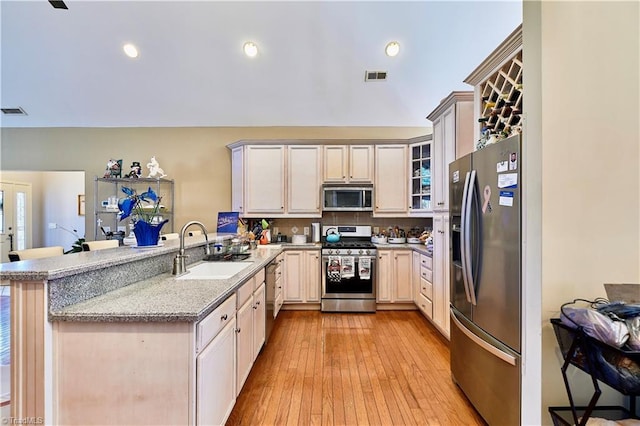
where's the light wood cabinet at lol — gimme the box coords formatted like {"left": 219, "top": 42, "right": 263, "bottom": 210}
{"left": 432, "top": 214, "right": 450, "bottom": 338}
{"left": 253, "top": 282, "right": 266, "bottom": 360}
{"left": 287, "top": 145, "right": 322, "bottom": 215}
{"left": 283, "top": 249, "right": 321, "bottom": 304}
{"left": 197, "top": 318, "right": 236, "bottom": 426}
{"left": 305, "top": 250, "right": 321, "bottom": 302}
{"left": 244, "top": 145, "right": 286, "bottom": 215}
{"left": 323, "top": 145, "right": 374, "bottom": 183}
{"left": 231, "top": 144, "right": 321, "bottom": 217}
{"left": 374, "top": 144, "right": 408, "bottom": 215}
{"left": 236, "top": 292, "right": 254, "bottom": 394}
{"left": 409, "top": 136, "right": 433, "bottom": 215}
{"left": 413, "top": 251, "right": 433, "bottom": 320}
{"left": 377, "top": 249, "right": 412, "bottom": 303}
{"left": 427, "top": 92, "right": 474, "bottom": 213}
{"left": 231, "top": 146, "right": 244, "bottom": 213}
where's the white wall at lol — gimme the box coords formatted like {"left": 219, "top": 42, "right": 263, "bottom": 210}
{"left": 526, "top": 1, "right": 640, "bottom": 424}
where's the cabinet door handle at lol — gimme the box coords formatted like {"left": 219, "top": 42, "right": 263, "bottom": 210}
{"left": 221, "top": 314, "right": 228, "bottom": 321}
{"left": 236, "top": 328, "right": 241, "bottom": 333}
{"left": 253, "top": 305, "right": 258, "bottom": 310}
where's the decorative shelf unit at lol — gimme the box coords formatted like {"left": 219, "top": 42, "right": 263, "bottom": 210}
{"left": 478, "top": 50, "right": 523, "bottom": 136}
{"left": 464, "top": 24, "right": 523, "bottom": 145}
{"left": 93, "top": 177, "right": 174, "bottom": 241}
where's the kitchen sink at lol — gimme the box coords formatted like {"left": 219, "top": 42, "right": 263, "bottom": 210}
{"left": 176, "top": 261, "right": 253, "bottom": 280}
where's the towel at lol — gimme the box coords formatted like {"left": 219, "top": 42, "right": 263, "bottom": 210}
{"left": 341, "top": 256, "right": 355, "bottom": 279}
{"left": 327, "top": 256, "right": 342, "bottom": 283}
{"left": 359, "top": 257, "right": 371, "bottom": 280}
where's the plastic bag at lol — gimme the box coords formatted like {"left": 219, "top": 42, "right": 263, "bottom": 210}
{"left": 560, "top": 306, "right": 629, "bottom": 348}
{"left": 627, "top": 316, "right": 640, "bottom": 350}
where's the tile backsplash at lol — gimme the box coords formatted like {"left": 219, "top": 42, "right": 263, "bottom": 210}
{"left": 261, "top": 213, "right": 432, "bottom": 238}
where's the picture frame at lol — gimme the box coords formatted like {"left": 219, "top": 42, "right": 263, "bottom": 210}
{"left": 78, "top": 194, "right": 85, "bottom": 216}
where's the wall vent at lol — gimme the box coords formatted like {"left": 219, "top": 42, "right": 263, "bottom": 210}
{"left": 364, "top": 71, "right": 387, "bottom": 82}
{"left": 1, "top": 107, "right": 27, "bottom": 115}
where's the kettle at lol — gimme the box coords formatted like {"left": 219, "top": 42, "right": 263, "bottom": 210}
{"left": 325, "top": 227, "right": 340, "bottom": 243}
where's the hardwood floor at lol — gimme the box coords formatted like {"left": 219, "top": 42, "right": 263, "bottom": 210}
{"left": 227, "top": 310, "right": 486, "bottom": 426}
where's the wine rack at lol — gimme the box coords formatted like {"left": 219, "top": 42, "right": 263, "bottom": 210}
{"left": 478, "top": 50, "right": 523, "bottom": 137}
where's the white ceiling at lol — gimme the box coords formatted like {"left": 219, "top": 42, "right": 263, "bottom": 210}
{"left": 0, "top": 1, "right": 522, "bottom": 128}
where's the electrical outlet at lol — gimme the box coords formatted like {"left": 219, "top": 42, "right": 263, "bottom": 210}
{"left": 273, "top": 227, "right": 279, "bottom": 236}
{"left": 304, "top": 227, "right": 309, "bottom": 236}
{"left": 373, "top": 226, "right": 380, "bottom": 234}
{"left": 103, "top": 226, "right": 111, "bottom": 233}
{"left": 48, "top": 222, "right": 57, "bottom": 229}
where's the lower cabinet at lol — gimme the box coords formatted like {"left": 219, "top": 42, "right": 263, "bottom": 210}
{"left": 377, "top": 249, "right": 412, "bottom": 303}
{"left": 283, "top": 249, "right": 321, "bottom": 305}
{"left": 236, "top": 272, "right": 266, "bottom": 395}
{"left": 413, "top": 251, "right": 434, "bottom": 320}
{"left": 432, "top": 214, "right": 451, "bottom": 338}
{"left": 197, "top": 317, "right": 237, "bottom": 426}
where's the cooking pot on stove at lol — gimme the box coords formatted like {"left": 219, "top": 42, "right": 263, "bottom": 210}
{"left": 325, "top": 227, "right": 341, "bottom": 243}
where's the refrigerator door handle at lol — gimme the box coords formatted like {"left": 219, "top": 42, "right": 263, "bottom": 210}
{"left": 460, "top": 171, "right": 472, "bottom": 304}
{"left": 451, "top": 310, "right": 516, "bottom": 366}
{"left": 464, "top": 170, "right": 478, "bottom": 305}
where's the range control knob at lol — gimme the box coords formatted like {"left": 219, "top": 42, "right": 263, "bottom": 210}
{"left": 347, "top": 249, "right": 352, "bottom": 255}
{"left": 358, "top": 249, "right": 364, "bottom": 255}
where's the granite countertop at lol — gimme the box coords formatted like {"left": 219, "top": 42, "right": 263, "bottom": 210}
{"left": 374, "top": 243, "right": 432, "bottom": 256}
{"left": 49, "top": 245, "right": 284, "bottom": 323}
{"left": 0, "top": 234, "right": 229, "bottom": 281}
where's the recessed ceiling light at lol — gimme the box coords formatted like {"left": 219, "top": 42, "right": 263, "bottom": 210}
{"left": 243, "top": 42, "right": 258, "bottom": 58}
{"left": 123, "top": 43, "right": 139, "bottom": 58}
{"left": 385, "top": 41, "right": 400, "bottom": 57}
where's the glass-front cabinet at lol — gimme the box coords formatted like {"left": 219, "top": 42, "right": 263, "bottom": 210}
{"left": 409, "top": 136, "right": 433, "bottom": 215}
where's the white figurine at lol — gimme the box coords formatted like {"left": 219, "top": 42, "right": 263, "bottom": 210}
{"left": 146, "top": 156, "right": 167, "bottom": 178}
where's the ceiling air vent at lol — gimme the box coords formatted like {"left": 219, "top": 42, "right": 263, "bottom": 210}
{"left": 1, "top": 107, "right": 27, "bottom": 115}
{"left": 364, "top": 71, "right": 387, "bottom": 82}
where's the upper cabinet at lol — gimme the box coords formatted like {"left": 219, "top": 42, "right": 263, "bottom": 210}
{"left": 408, "top": 135, "right": 433, "bottom": 215}
{"left": 426, "top": 92, "right": 474, "bottom": 212}
{"left": 374, "top": 144, "right": 408, "bottom": 215}
{"left": 244, "top": 145, "right": 286, "bottom": 215}
{"left": 231, "top": 144, "right": 322, "bottom": 218}
{"left": 287, "top": 146, "right": 322, "bottom": 215}
{"left": 323, "top": 145, "right": 374, "bottom": 183}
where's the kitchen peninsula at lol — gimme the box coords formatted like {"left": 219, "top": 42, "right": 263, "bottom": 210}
{"left": 0, "top": 236, "right": 291, "bottom": 425}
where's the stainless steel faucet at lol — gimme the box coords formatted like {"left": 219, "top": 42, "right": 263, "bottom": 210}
{"left": 172, "top": 220, "right": 211, "bottom": 275}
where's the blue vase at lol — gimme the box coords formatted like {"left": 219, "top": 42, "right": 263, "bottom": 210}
{"left": 133, "top": 220, "right": 168, "bottom": 246}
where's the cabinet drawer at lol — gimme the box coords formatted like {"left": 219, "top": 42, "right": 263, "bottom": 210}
{"left": 197, "top": 294, "right": 237, "bottom": 352}
{"left": 417, "top": 292, "right": 433, "bottom": 320}
{"left": 420, "top": 254, "right": 432, "bottom": 269}
{"left": 420, "top": 277, "right": 433, "bottom": 300}
{"left": 237, "top": 279, "right": 254, "bottom": 307}
{"left": 254, "top": 267, "right": 265, "bottom": 285}
{"left": 420, "top": 266, "right": 433, "bottom": 283}
{"left": 274, "top": 275, "right": 283, "bottom": 299}
{"left": 274, "top": 293, "right": 284, "bottom": 318}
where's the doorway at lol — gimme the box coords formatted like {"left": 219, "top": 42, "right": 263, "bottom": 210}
{"left": 0, "top": 181, "right": 32, "bottom": 263}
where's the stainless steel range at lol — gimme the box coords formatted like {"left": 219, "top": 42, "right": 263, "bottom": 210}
{"left": 321, "top": 225, "right": 376, "bottom": 313}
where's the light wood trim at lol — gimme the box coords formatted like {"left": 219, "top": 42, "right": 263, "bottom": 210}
{"left": 425, "top": 91, "right": 474, "bottom": 121}
{"left": 10, "top": 281, "right": 46, "bottom": 421}
{"left": 53, "top": 321, "right": 193, "bottom": 425}
{"left": 463, "top": 24, "right": 523, "bottom": 86}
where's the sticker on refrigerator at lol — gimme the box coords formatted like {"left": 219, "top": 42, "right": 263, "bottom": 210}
{"left": 497, "top": 161, "right": 508, "bottom": 173}
{"left": 453, "top": 170, "right": 459, "bottom": 183}
{"left": 499, "top": 191, "right": 514, "bottom": 207}
{"left": 509, "top": 152, "right": 518, "bottom": 170}
{"left": 498, "top": 173, "right": 518, "bottom": 189}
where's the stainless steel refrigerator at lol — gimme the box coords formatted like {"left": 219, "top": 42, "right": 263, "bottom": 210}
{"left": 449, "top": 134, "right": 521, "bottom": 426}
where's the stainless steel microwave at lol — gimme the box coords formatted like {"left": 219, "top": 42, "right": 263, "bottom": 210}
{"left": 322, "top": 186, "right": 373, "bottom": 211}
